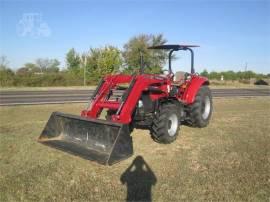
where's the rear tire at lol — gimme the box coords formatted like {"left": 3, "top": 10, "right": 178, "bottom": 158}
{"left": 188, "top": 85, "right": 213, "bottom": 127}
{"left": 151, "top": 103, "right": 180, "bottom": 144}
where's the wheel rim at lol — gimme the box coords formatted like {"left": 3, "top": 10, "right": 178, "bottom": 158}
{"left": 202, "top": 96, "right": 211, "bottom": 120}
{"left": 167, "top": 114, "right": 178, "bottom": 137}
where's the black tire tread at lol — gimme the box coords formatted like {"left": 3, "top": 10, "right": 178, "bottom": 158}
{"left": 151, "top": 103, "right": 180, "bottom": 144}
{"left": 188, "top": 85, "right": 212, "bottom": 128}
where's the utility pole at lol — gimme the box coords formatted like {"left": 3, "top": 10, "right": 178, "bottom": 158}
{"left": 245, "top": 62, "right": 248, "bottom": 72}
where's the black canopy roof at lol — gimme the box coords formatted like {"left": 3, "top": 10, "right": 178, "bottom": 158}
{"left": 148, "top": 44, "right": 199, "bottom": 50}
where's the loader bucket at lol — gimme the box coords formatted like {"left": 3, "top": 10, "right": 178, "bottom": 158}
{"left": 38, "top": 112, "right": 133, "bottom": 165}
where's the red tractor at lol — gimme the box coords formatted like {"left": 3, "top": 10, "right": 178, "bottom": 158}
{"left": 39, "top": 44, "right": 213, "bottom": 165}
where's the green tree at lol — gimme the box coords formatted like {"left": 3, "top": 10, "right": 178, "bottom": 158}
{"left": 97, "top": 46, "right": 122, "bottom": 75}
{"left": 66, "top": 48, "right": 81, "bottom": 75}
{"left": 84, "top": 46, "right": 122, "bottom": 83}
{"left": 244, "top": 71, "right": 256, "bottom": 80}
{"left": 36, "top": 58, "right": 60, "bottom": 73}
{"left": 16, "top": 67, "right": 31, "bottom": 75}
{"left": 0, "top": 68, "right": 15, "bottom": 86}
{"left": 23, "top": 63, "right": 40, "bottom": 73}
{"left": 36, "top": 58, "right": 50, "bottom": 72}
{"left": 47, "top": 59, "right": 60, "bottom": 73}
{"left": 221, "top": 70, "right": 237, "bottom": 80}
{"left": 208, "top": 71, "right": 220, "bottom": 80}
{"left": 200, "top": 69, "right": 209, "bottom": 77}
{"left": 122, "top": 34, "right": 167, "bottom": 73}
{"left": 0, "top": 55, "right": 9, "bottom": 70}
{"left": 0, "top": 56, "right": 15, "bottom": 86}
{"left": 0, "top": 55, "right": 15, "bottom": 86}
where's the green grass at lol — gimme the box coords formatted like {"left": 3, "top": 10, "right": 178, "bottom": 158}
{"left": 0, "top": 98, "right": 270, "bottom": 201}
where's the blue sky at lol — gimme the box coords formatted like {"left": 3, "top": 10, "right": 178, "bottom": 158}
{"left": 0, "top": 0, "right": 269, "bottom": 73}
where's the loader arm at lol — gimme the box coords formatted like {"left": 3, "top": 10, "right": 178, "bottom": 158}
{"left": 81, "top": 74, "right": 133, "bottom": 118}
{"left": 112, "top": 75, "right": 169, "bottom": 124}
{"left": 82, "top": 74, "right": 169, "bottom": 124}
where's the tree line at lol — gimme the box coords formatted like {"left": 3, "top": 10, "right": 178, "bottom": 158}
{"left": 0, "top": 34, "right": 168, "bottom": 86}
{"left": 200, "top": 69, "right": 270, "bottom": 81}
{"left": 0, "top": 33, "right": 269, "bottom": 87}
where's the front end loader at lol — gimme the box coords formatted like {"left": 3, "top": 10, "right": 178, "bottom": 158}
{"left": 38, "top": 44, "right": 213, "bottom": 165}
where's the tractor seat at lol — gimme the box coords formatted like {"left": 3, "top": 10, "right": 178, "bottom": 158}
{"left": 173, "top": 71, "right": 186, "bottom": 85}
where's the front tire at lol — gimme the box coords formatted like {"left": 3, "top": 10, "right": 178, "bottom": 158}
{"left": 188, "top": 85, "right": 213, "bottom": 127}
{"left": 151, "top": 103, "right": 180, "bottom": 144}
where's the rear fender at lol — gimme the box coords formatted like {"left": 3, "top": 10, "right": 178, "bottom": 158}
{"left": 182, "top": 76, "right": 209, "bottom": 104}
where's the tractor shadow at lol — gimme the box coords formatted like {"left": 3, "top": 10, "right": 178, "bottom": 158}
{"left": 120, "top": 156, "right": 157, "bottom": 202}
